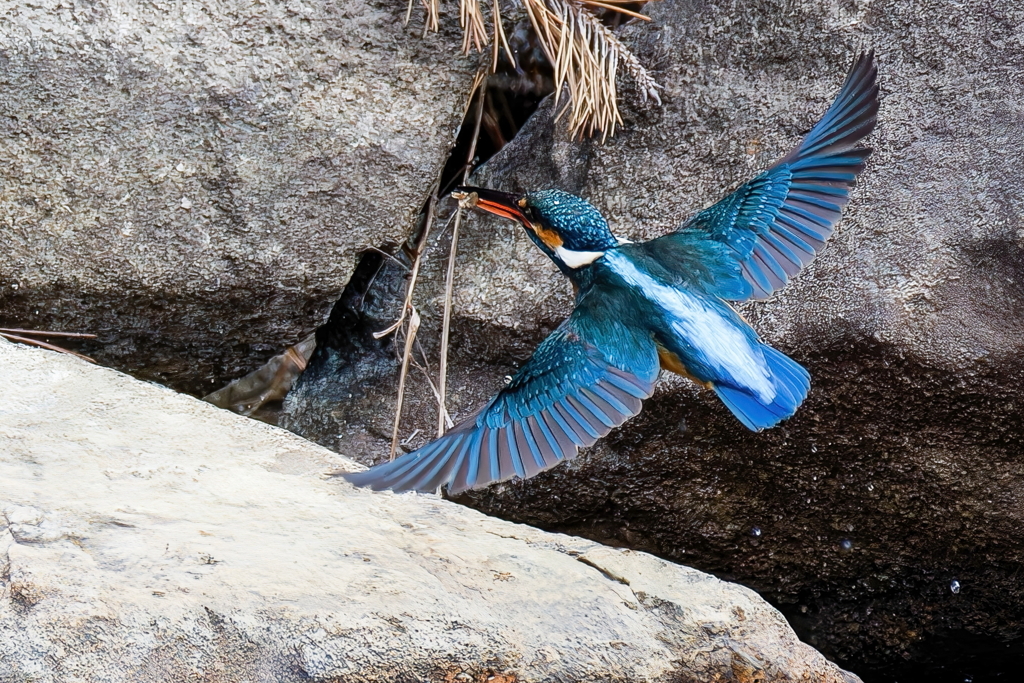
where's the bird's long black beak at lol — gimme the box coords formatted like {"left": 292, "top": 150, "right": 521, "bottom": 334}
{"left": 452, "top": 186, "right": 529, "bottom": 225}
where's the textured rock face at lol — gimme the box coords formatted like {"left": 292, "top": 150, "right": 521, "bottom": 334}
{"left": 282, "top": 0, "right": 1024, "bottom": 679}
{"left": 0, "top": 339, "right": 859, "bottom": 683}
{"left": 0, "top": 0, "right": 472, "bottom": 395}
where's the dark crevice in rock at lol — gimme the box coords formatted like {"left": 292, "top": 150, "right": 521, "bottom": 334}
{"left": 278, "top": 61, "right": 558, "bottom": 451}
{"left": 278, "top": 248, "right": 407, "bottom": 455}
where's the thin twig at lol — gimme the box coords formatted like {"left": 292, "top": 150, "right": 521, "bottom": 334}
{"left": 373, "top": 193, "right": 440, "bottom": 340}
{"left": 437, "top": 74, "right": 487, "bottom": 438}
{"left": 362, "top": 246, "right": 412, "bottom": 271}
{"left": 389, "top": 308, "right": 422, "bottom": 460}
{"left": 0, "top": 328, "right": 97, "bottom": 339}
{"left": 0, "top": 332, "right": 95, "bottom": 363}
{"left": 381, "top": 186, "right": 441, "bottom": 460}
{"left": 491, "top": 0, "right": 516, "bottom": 71}
{"left": 578, "top": 0, "right": 652, "bottom": 21}
{"left": 412, "top": 338, "right": 454, "bottom": 429}
{"left": 400, "top": 428, "right": 422, "bottom": 448}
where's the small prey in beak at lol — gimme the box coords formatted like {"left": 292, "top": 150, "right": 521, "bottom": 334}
{"left": 452, "top": 186, "right": 531, "bottom": 225}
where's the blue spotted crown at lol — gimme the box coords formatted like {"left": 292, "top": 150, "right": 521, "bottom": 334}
{"left": 526, "top": 190, "right": 618, "bottom": 251}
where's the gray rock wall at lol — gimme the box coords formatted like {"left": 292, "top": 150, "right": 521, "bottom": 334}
{"left": 0, "top": 0, "right": 473, "bottom": 394}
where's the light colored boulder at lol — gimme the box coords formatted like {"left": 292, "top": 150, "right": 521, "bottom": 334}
{"left": 0, "top": 338, "right": 858, "bottom": 682}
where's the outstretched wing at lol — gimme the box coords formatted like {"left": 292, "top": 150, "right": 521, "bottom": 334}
{"left": 651, "top": 51, "right": 879, "bottom": 300}
{"left": 343, "top": 295, "right": 660, "bottom": 494}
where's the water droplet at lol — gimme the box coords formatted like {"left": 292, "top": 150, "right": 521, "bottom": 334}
{"left": 963, "top": 676, "right": 973, "bottom": 683}
{"left": 867, "top": 484, "right": 874, "bottom": 492}
{"left": 751, "top": 527, "right": 762, "bottom": 537}
{"left": 840, "top": 539, "right": 853, "bottom": 551}
{"left": 950, "top": 579, "right": 961, "bottom": 594}
{"left": 811, "top": 445, "right": 817, "bottom": 453}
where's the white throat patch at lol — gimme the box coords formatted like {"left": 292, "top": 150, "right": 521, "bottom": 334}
{"left": 555, "top": 246, "right": 606, "bottom": 269}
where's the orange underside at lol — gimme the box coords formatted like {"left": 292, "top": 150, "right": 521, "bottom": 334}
{"left": 657, "top": 345, "right": 714, "bottom": 389}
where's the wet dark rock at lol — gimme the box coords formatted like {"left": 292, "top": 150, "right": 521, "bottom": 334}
{"left": 284, "top": 1, "right": 1024, "bottom": 681}
{"left": 0, "top": 0, "right": 474, "bottom": 396}
{"left": 279, "top": 249, "right": 406, "bottom": 460}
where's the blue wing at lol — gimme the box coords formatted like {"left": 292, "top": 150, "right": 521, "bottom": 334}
{"left": 342, "top": 296, "right": 660, "bottom": 494}
{"left": 650, "top": 51, "right": 879, "bottom": 300}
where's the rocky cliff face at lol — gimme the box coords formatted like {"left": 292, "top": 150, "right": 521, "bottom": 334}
{"left": 284, "top": 1, "right": 1024, "bottom": 680}
{"left": 4, "top": 0, "right": 1022, "bottom": 680}
{"left": 0, "top": 0, "right": 473, "bottom": 395}
{"left": 0, "top": 338, "right": 860, "bottom": 683}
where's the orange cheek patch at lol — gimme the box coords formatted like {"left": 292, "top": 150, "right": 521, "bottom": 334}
{"left": 534, "top": 224, "right": 563, "bottom": 249}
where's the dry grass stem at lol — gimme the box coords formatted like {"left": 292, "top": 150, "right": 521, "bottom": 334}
{"left": 436, "top": 207, "right": 466, "bottom": 438}
{"left": 579, "top": 0, "right": 652, "bottom": 21}
{"left": 389, "top": 307, "right": 422, "bottom": 460}
{"left": 437, "top": 74, "right": 488, "bottom": 438}
{"left": 461, "top": 0, "right": 488, "bottom": 53}
{"left": 491, "top": 0, "right": 515, "bottom": 70}
{"left": 373, "top": 194, "right": 440, "bottom": 341}
{"left": 374, "top": 191, "right": 438, "bottom": 460}
{"left": 413, "top": 339, "right": 454, "bottom": 429}
{"left": 0, "top": 330, "right": 96, "bottom": 363}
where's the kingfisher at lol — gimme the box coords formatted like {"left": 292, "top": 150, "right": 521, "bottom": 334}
{"left": 345, "top": 52, "right": 878, "bottom": 495}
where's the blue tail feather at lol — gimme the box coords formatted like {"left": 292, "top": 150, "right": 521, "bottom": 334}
{"left": 713, "top": 345, "right": 810, "bottom": 431}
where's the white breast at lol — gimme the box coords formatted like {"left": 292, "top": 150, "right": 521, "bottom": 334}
{"left": 555, "top": 246, "right": 606, "bottom": 269}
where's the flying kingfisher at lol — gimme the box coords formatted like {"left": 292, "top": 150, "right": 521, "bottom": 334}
{"left": 345, "top": 52, "right": 878, "bottom": 495}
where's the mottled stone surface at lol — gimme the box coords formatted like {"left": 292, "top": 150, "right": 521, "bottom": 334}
{"left": 0, "top": 338, "right": 859, "bottom": 683}
{"left": 284, "top": 1, "right": 1024, "bottom": 680}
{"left": 0, "top": 0, "right": 473, "bottom": 395}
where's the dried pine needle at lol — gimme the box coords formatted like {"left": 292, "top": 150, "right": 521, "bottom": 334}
{"left": 406, "top": 0, "right": 662, "bottom": 139}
